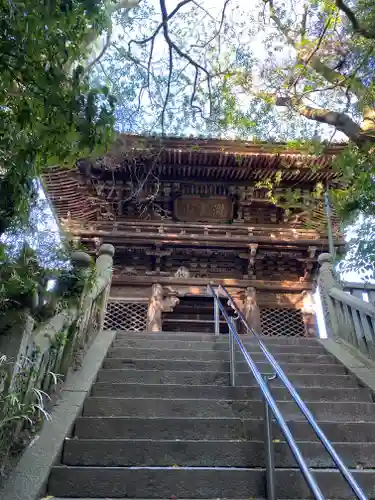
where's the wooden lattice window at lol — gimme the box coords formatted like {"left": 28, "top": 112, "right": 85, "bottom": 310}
{"left": 104, "top": 300, "right": 147, "bottom": 332}
{"left": 260, "top": 308, "right": 306, "bottom": 337}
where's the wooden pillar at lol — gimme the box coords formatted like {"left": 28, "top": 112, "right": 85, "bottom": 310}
{"left": 227, "top": 287, "right": 262, "bottom": 334}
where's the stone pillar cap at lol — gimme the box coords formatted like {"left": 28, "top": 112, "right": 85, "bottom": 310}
{"left": 71, "top": 251, "right": 92, "bottom": 268}
{"left": 98, "top": 244, "right": 115, "bottom": 257}
{"left": 318, "top": 253, "right": 333, "bottom": 264}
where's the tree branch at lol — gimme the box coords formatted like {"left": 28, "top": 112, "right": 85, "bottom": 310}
{"left": 85, "top": 0, "right": 140, "bottom": 70}
{"left": 264, "top": 0, "right": 367, "bottom": 101}
{"left": 87, "top": 23, "right": 113, "bottom": 70}
{"left": 190, "top": 0, "right": 231, "bottom": 49}
{"left": 300, "top": 3, "right": 308, "bottom": 41}
{"left": 161, "top": 45, "right": 173, "bottom": 135}
{"left": 335, "top": 0, "right": 375, "bottom": 39}
{"left": 128, "top": 0, "right": 192, "bottom": 48}
{"left": 159, "top": 0, "right": 213, "bottom": 116}
{"left": 275, "top": 96, "right": 363, "bottom": 143}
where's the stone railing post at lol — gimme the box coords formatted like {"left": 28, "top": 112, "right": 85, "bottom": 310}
{"left": 72, "top": 249, "right": 93, "bottom": 334}
{"left": 95, "top": 244, "right": 115, "bottom": 332}
{"left": 317, "top": 253, "right": 342, "bottom": 338}
{"left": 61, "top": 250, "right": 92, "bottom": 372}
{"left": 0, "top": 312, "right": 35, "bottom": 393}
{"left": 71, "top": 250, "right": 92, "bottom": 283}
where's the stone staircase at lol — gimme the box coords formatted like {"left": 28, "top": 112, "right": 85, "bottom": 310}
{"left": 47, "top": 331, "right": 375, "bottom": 499}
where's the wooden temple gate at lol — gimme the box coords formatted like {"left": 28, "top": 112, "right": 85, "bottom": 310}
{"left": 43, "top": 135, "right": 344, "bottom": 336}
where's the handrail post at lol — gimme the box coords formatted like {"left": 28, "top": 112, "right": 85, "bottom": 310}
{"left": 214, "top": 296, "right": 220, "bottom": 336}
{"left": 229, "top": 316, "right": 236, "bottom": 387}
{"left": 263, "top": 375, "right": 277, "bottom": 500}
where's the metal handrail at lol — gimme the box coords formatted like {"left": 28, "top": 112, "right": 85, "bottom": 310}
{"left": 208, "top": 284, "right": 367, "bottom": 500}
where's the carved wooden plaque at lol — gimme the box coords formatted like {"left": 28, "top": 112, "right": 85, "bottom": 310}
{"left": 174, "top": 196, "right": 233, "bottom": 222}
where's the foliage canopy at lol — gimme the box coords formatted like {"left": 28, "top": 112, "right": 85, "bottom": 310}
{"left": 0, "top": 0, "right": 122, "bottom": 234}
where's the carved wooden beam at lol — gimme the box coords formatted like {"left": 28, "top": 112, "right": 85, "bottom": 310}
{"left": 299, "top": 246, "right": 319, "bottom": 283}
{"left": 112, "top": 275, "right": 313, "bottom": 290}
{"left": 239, "top": 244, "right": 259, "bottom": 279}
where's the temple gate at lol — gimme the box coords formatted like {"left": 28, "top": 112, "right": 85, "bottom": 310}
{"left": 43, "top": 135, "right": 343, "bottom": 336}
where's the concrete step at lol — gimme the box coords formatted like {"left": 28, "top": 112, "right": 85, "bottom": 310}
{"left": 96, "top": 369, "right": 358, "bottom": 388}
{"left": 74, "top": 417, "right": 375, "bottom": 442}
{"left": 48, "top": 466, "right": 375, "bottom": 498}
{"left": 105, "top": 348, "right": 335, "bottom": 364}
{"left": 82, "top": 397, "right": 375, "bottom": 421}
{"left": 101, "top": 358, "right": 347, "bottom": 374}
{"left": 63, "top": 438, "right": 375, "bottom": 468}
{"left": 91, "top": 383, "right": 372, "bottom": 402}
{"left": 111, "top": 338, "right": 328, "bottom": 354}
{"left": 113, "top": 331, "right": 321, "bottom": 345}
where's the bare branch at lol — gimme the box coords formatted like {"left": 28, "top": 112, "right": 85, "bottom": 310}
{"left": 159, "top": 0, "right": 213, "bottom": 116}
{"left": 161, "top": 45, "right": 173, "bottom": 135}
{"left": 128, "top": 0, "right": 192, "bottom": 48}
{"left": 87, "top": 23, "right": 113, "bottom": 70}
{"left": 300, "top": 3, "right": 308, "bottom": 40}
{"left": 85, "top": 0, "right": 140, "bottom": 70}
{"left": 335, "top": 0, "right": 375, "bottom": 39}
{"left": 190, "top": 0, "right": 231, "bottom": 49}
{"left": 263, "top": 0, "right": 297, "bottom": 47}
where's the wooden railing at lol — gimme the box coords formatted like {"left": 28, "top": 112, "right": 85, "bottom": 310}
{"left": 318, "top": 254, "right": 375, "bottom": 360}
{"left": 0, "top": 244, "right": 114, "bottom": 463}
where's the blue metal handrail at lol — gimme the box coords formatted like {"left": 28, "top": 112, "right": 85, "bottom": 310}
{"left": 208, "top": 284, "right": 367, "bottom": 500}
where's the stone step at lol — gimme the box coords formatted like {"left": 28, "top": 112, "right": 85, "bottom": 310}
{"left": 82, "top": 397, "right": 375, "bottom": 421}
{"left": 96, "top": 369, "right": 358, "bottom": 388}
{"left": 112, "top": 332, "right": 321, "bottom": 345}
{"left": 111, "top": 338, "right": 327, "bottom": 354}
{"left": 106, "top": 348, "right": 335, "bottom": 365}
{"left": 162, "top": 318, "right": 227, "bottom": 325}
{"left": 63, "top": 438, "right": 375, "bottom": 468}
{"left": 155, "top": 323, "right": 229, "bottom": 334}
{"left": 48, "top": 466, "right": 375, "bottom": 498}
{"left": 74, "top": 417, "right": 375, "bottom": 442}
{"left": 101, "top": 358, "right": 346, "bottom": 374}
{"left": 164, "top": 314, "right": 228, "bottom": 321}
{"left": 91, "top": 383, "right": 371, "bottom": 402}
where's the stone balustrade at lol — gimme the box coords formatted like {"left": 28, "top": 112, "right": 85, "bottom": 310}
{"left": 318, "top": 253, "right": 375, "bottom": 360}
{"left": 0, "top": 244, "right": 114, "bottom": 463}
